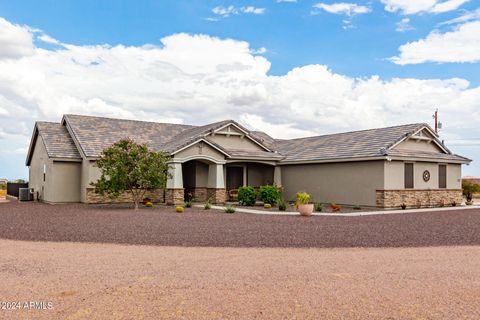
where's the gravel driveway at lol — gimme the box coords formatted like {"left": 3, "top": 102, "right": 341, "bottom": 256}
{"left": 1, "top": 240, "right": 479, "bottom": 319}
{"left": 1, "top": 200, "right": 480, "bottom": 248}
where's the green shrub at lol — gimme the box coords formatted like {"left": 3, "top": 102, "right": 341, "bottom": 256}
{"left": 259, "top": 185, "right": 281, "bottom": 205}
{"left": 314, "top": 202, "right": 323, "bottom": 212}
{"left": 353, "top": 204, "right": 361, "bottom": 210}
{"left": 264, "top": 203, "right": 272, "bottom": 209}
{"left": 204, "top": 201, "right": 212, "bottom": 210}
{"left": 238, "top": 186, "right": 257, "bottom": 206}
{"left": 185, "top": 200, "right": 193, "bottom": 208}
{"left": 145, "top": 201, "right": 153, "bottom": 207}
{"left": 0, "top": 184, "right": 6, "bottom": 190}
{"left": 277, "top": 198, "right": 287, "bottom": 211}
{"left": 295, "top": 192, "right": 310, "bottom": 205}
{"left": 225, "top": 205, "right": 236, "bottom": 214}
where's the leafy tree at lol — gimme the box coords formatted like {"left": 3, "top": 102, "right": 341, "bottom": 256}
{"left": 92, "top": 138, "right": 171, "bottom": 210}
{"left": 462, "top": 180, "right": 480, "bottom": 200}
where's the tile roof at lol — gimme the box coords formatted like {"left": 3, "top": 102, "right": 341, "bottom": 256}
{"left": 36, "top": 122, "right": 82, "bottom": 160}
{"left": 274, "top": 123, "right": 430, "bottom": 162}
{"left": 28, "top": 115, "right": 469, "bottom": 164}
{"left": 387, "top": 149, "right": 470, "bottom": 162}
{"left": 63, "top": 114, "right": 194, "bottom": 157}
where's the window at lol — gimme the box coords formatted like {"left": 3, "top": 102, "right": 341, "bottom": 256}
{"left": 43, "top": 164, "right": 46, "bottom": 182}
{"left": 404, "top": 163, "right": 414, "bottom": 189}
{"left": 439, "top": 165, "right": 447, "bottom": 189}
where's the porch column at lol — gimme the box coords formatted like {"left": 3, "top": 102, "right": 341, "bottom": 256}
{"left": 207, "top": 163, "right": 226, "bottom": 204}
{"left": 274, "top": 166, "right": 282, "bottom": 187}
{"left": 166, "top": 163, "right": 184, "bottom": 205}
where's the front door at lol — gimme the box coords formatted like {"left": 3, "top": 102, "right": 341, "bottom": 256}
{"left": 227, "top": 167, "right": 244, "bottom": 191}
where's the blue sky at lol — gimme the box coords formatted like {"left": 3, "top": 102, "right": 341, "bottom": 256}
{"left": 0, "top": 0, "right": 479, "bottom": 180}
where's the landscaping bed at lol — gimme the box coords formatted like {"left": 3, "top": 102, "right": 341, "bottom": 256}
{"left": 231, "top": 202, "right": 381, "bottom": 213}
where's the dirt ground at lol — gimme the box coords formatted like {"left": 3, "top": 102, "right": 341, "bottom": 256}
{"left": 0, "top": 240, "right": 479, "bottom": 320}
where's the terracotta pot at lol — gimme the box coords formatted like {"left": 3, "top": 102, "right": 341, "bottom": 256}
{"left": 298, "top": 204, "right": 314, "bottom": 216}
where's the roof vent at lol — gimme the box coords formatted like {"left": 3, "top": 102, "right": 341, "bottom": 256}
{"left": 379, "top": 147, "right": 387, "bottom": 155}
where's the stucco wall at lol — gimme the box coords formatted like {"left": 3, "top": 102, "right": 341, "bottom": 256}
{"left": 207, "top": 135, "right": 263, "bottom": 151}
{"left": 28, "top": 136, "right": 52, "bottom": 201}
{"left": 384, "top": 161, "right": 461, "bottom": 189}
{"left": 395, "top": 139, "right": 443, "bottom": 153}
{"left": 174, "top": 142, "right": 225, "bottom": 162}
{"left": 50, "top": 161, "right": 81, "bottom": 202}
{"left": 247, "top": 163, "right": 274, "bottom": 187}
{"left": 81, "top": 160, "right": 101, "bottom": 202}
{"left": 281, "top": 161, "right": 385, "bottom": 206}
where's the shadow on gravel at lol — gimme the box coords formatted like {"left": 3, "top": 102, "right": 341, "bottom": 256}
{"left": 1, "top": 201, "right": 480, "bottom": 248}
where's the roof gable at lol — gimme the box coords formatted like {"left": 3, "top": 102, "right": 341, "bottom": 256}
{"left": 26, "top": 122, "right": 82, "bottom": 165}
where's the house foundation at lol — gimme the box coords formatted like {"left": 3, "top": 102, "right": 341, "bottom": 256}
{"left": 207, "top": 188, "right": 227, "bottom": 204}
{"left": 165, "top": 188, "right": 185, "bottom": 205}
{"left": 376, "top": 189, "right": 463, "bottom": 208}
{"left": 85, "top": 188, "right": 165, "bottom": 204}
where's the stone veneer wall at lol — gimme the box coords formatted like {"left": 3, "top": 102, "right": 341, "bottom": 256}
{"left": 86, "top": 188, "right": 165, "bottom": 204}
{"left": 165, "top": 188, "right": 185, "bottom": 205}
{"left": 193, "top": 187, "right": 208, "bottom": 202}
{"left": 207, "top": 188, "right": 226, "bottom": 204}
{"left": 376, "top": 189, "right": 463, "bottom": 208}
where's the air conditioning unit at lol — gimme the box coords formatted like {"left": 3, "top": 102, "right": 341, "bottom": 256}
{"left": 19, "top": 188, "right": 34, "bottom": 201}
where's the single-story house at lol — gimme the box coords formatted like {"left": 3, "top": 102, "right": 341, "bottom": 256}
{"left": 26, "top": 114, "right": 471, "bottom": 208}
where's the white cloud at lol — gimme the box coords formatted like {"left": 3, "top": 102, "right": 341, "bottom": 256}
{"left": 37, "top": 34, "right": 60, "bottom": 45}
{"left": 0, "top": 16, "right": 480, "bottom": 177}
{"left": 313, "top": 2, "right": 371, "bottom": 16}
{"left": 381, "top": 0, "right": 470, "bottom": 15}
{"left": 396, "top": 17, "right": 415, "bottom": 31}
{"left": 439, "top": 8, "right": 480, "bottom": 25}
{"left": 212, "top": 5, "right": 265, "bottom": 17}
{"left": 391, "top": 21, "right": 480, "bottom": 64}
{"left": 0, "top": 17, "right": 34, "bottom": 59}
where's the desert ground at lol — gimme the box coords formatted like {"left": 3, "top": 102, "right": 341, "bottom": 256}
{"left": 1, "top": 201, "right": 480, "bottom": 319}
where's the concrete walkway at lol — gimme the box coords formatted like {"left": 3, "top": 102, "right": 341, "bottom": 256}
{"left": 196, "top": 204, "right": 480, "bottom": 217}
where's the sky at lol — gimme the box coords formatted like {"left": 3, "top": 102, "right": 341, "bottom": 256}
{"left": 0, "top": 0, "right": 479, "bottom": 180}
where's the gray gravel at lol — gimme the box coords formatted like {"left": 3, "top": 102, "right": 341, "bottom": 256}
{"left": 1, "top": 200, "right": 480, "bottom": 248}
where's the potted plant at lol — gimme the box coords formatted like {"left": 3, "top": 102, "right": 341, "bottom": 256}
{"left": 400, "top": 203, "right": 407, "bottom": 210}
{"left": 296, "top": 192, "right": 313, "bottom": 216}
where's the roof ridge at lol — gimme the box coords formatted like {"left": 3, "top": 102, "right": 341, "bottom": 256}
{"left": 63, "top": 114, "right": 196, "bottom": 128}
{"left": 274, "top": 123, "right": 428, "bottom": 142}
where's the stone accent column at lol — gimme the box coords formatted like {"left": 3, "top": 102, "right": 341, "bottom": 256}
{"left": 207, "top": 188, "right": 227, "bottom": 204}
{"left": 207, "top": 163, "right": 226, "bottom": 204}
{"left": 193, "top": 187, "right": 208, "bottom": 202}
{"left": 166, "top": 163, "right": 184, "bottom": 205}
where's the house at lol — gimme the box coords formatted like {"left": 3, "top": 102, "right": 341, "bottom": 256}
{"left": 0, "top": 178, "right": 7, "bottom": 185}
{"left": 26, "top": 114, "right": 471, "bottom": 208}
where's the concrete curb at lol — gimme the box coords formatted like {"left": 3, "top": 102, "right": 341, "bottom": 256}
{"left": 196, "top": 204, "right": 480, "bottom": 217}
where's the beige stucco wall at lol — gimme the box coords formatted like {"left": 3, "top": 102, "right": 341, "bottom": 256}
{"left": 28, "top": 136, "right": 52, "bottom": 201}
{"left": 80, "top": 160, "right": 101, "bottom": 202}
{"left": 207, "top": 135, "right": 263, "bottom": 151}
{"left": 281, "top": 161, "right": 385, "bottom": 207}
{"left": 195, "top": 161, "right": 209, "bottom": 187}
{"left": 447, "top": 164, "right": 462, "bottom": 189}
{"left": 384, "top": 161, "right": 461, "bottom": 189}
{"left": 29, "top": 136, "right": 81, "bottom": 203}
{"left": 395, "top": 139, "right": 443, "bottom": 153}
{"left": 50, "top": 161, "right": 81, "bottom": 202}
{"left": 174, "top": 142, "right": 225, "bottom": 162}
